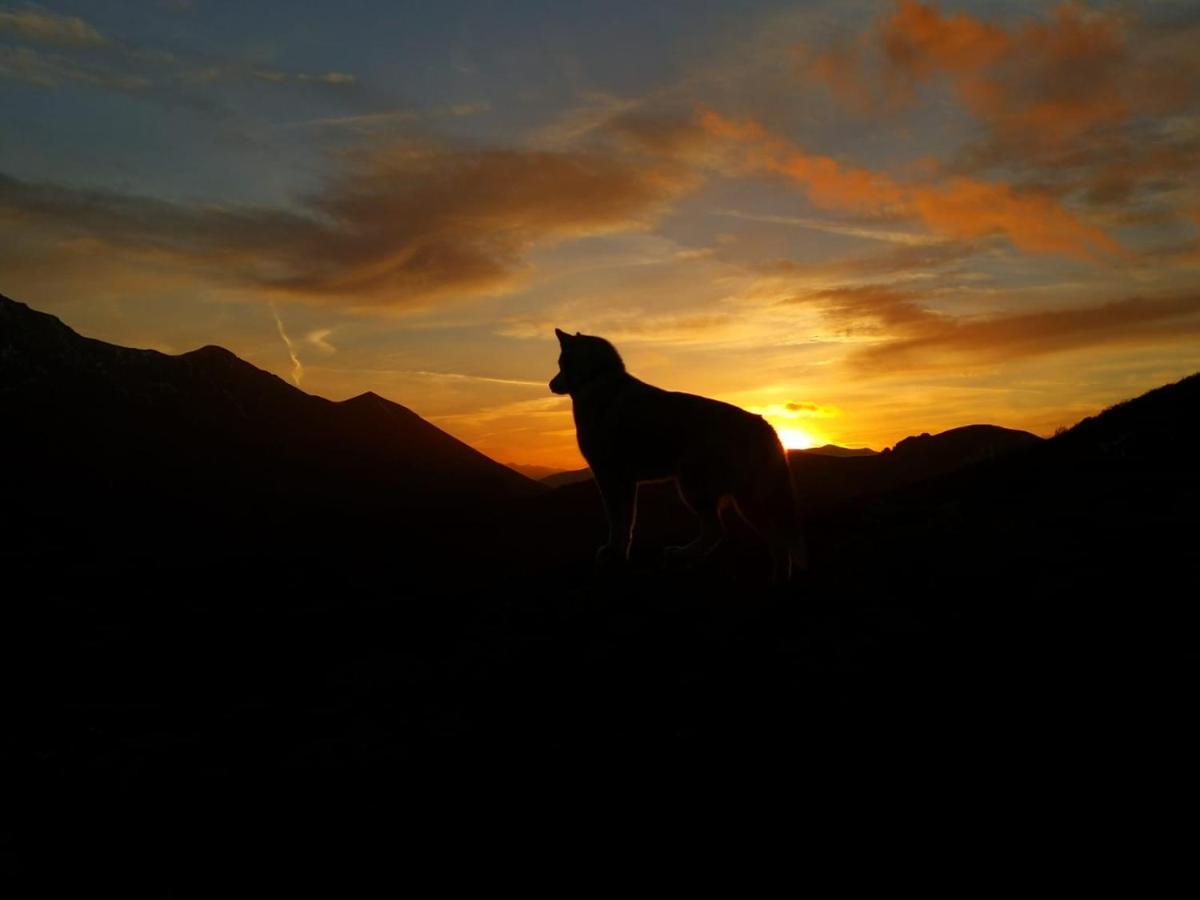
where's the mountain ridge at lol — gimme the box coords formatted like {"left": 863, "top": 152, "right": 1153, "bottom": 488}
{"left": 5, "top": 291, "right": 1196, "bottom": 561}
{"left": 1, "top": 293, "right": 544, "bottom": 552}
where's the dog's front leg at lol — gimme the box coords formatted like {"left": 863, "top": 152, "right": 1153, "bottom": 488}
{"left": 593, "top": 469, "right": 637, "bottom": 568}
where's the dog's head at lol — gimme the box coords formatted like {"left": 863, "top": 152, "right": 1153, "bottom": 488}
{"left": 549, "top": 328, "right": 625, "bottom": 395}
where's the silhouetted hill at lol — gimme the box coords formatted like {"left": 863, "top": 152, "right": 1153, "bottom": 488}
{"left": 541, "top": 446, "right": 879, "bottom": 487}
{"left": 497, "top": 422, "right": 1044, "bottom": 575}
{"left": 784, "top": 423, "right": 1041, "bottom": 517}
{"left": 540, "top": 430, "right": 1017, "bottom": 504}
{"left": 541, "top": 467, "right": 592, "bottom": 488}
{"left": 889, "top": 422, "right": 1039, "bottom": 463}
{"left": 506, "top": 462, "right": 565, "bottom": 480}
{"left": 1051, "top": 371, "right": 1200, "bottom": 462}
{"left": 0, "top": 293, "right": 542, "bottom": 550}
{"left": 798, "top": 443, "right": 878, "bottom": 457}
{"left": 804, "top": 375, "right": 1198, "bottom": 582}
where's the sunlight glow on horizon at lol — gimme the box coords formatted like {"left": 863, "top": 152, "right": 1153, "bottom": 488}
{"left": 771, "top": 425, "right": 821, "bottom": 451}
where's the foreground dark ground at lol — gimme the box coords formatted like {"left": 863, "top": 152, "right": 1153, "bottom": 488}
{"left": 8, "top": 426, "right": 1197, "bottom": 883}
{"left": 3, "top": 295, "right": 1198, "bottom": 884}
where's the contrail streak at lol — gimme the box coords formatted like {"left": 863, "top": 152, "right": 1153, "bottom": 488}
{"left": 269, "top": 303, "right": 303, "bottom": 385}
{"left": 405, "top": 370, "right": 544, "bottom": 386}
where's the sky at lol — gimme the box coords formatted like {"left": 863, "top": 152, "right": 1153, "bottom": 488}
{"left": 3, "top": 0, "right": 1199, "bottom": 468}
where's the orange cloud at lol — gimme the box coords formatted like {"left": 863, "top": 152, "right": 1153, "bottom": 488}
{"left": 909, "top": 176, "right": 1118, "bottom": 257}
{"left": 699, "top": 109, "right": 1119, "bottom": 258}
{"left": 814, "top": 2, "right": 1198, "bottom": 159}
{"left": 885, "top": 1, "right": 1129, "bottom": 148}
{"left": 881, "top": 0, "right": 1010, "bottom": 77}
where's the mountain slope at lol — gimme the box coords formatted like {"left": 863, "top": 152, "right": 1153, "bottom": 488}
{"left": 810, "top": 373, "right": 1200, "bottom": 594}
{"left": 0, "top": 294, "right": 542, "bottom": 547}
{"left": 541, "top": 467, "right": 592, "bottom": 488}
{"left": 1051, "top": 371, "right": 1200, "bottom": 462}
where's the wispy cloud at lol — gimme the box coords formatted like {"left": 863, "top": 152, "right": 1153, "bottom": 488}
{"left": 182, "top": 63, "right": 357, "bottom": 87}
{"left": 297, "top": 71, "right": 354, "bottom": 84}
{"left": 0, "top": 7, "right": 356, "bottom": 100}
{"left": 0, "top": 44, "right": 149, "bottom": 90}
{"left": 762, "top": 240, "right": 976, "bottom": 282}
{"left": 0, "top": 6, "right": 107, "bottom": 47}
{"left": 716, "top": 208, "right": 939, "bottom": 246}
{"left": 304, "top": 328, "right": 336, "bottom": 355}
{"left": 285, "top": 102, "right": 490, "bottom": 133}
{"left": 251, "top": 68, "right": 354, "bottom": 85}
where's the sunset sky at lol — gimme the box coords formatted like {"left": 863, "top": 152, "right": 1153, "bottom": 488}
{"left": 3, "top": 0, "right": 1199, "bottom": 468}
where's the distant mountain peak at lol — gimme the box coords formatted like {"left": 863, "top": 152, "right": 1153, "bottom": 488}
{"left": 507, "top": 462, "right": 571, "bottom": 481}
{"left": 344, "top": 390, "right": 390, "bottom": 405}
{"left": 182, "top": 344, "right": 239, "bottom": 360}
{"left": 800, "top": 444, "right": 878, "bottom": 458}
{"left": 340, "top": 390, "right": 418, "bottom": 417}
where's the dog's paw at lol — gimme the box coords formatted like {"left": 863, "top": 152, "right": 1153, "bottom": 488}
{"left": 663, "top": 541, "right": 704, "bottom": 567}
{"left": 594, "top": 543, "right": 625, "bottom": 570}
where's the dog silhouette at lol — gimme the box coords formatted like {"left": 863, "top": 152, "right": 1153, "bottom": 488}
{"left": 550, "top": 328, "right": 807, "bottom": 582}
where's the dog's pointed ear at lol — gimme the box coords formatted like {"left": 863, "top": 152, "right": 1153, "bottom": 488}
{"left": 555, "top": 328, "right": 572, "bottom": 346}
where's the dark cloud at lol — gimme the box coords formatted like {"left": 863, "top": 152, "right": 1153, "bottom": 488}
{"left": 788, "top": 284, "right": 1200, "bottom": 372}
{"left": 783, "top": 401, "right": 836, "bottom": 417}
{"left": 795, "top": 284, "right": 940, "bottom": 337}
{"left": 0, "top": 137, "right": 697, "bottom": 307}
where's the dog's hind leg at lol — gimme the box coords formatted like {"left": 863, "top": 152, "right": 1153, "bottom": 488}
{"left": 735, "top": 481, "right": 806, "bottom": 584}
{"left": 768, "top": 534, "right": 808, "bottom": 584}
{"left": 665, "top": 478, "right": 725, "bottom": 564}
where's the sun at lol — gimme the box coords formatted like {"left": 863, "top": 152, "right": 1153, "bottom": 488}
{"left": 773, "top": 425, "right": 819, "bottom": 450}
